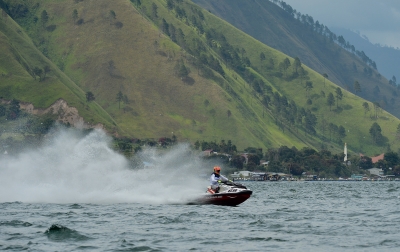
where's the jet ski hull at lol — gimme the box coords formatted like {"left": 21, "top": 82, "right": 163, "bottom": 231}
{"left": 198, "top": 190, "right": 252, "bottom": 206}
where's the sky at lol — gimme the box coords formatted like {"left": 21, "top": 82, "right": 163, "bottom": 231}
{"left": 280, "top": 0, "right": 400, "bottom": 48}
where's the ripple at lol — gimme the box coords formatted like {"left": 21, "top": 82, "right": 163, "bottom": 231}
{"left": 245, "top": 236, "right": 287, "bottom": 242}
{"left": 387, "top": 187, "right": 400, "bottom": 193}
{"left": 2, "top": 182, "right": 400, "bottom": 251}
{"left": 0, "top": 220, "right": 32, "bottom": 227}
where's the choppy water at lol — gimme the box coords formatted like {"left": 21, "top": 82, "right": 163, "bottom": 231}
{"left": 1, "top": 129, "right": 400, "bottom": 251}
{"left": 1, "top": 182, "right": 400, "bottom": 251}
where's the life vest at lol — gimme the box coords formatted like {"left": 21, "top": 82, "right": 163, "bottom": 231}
{"left": 212, "top": 172, "right": 220, "bottom": 178}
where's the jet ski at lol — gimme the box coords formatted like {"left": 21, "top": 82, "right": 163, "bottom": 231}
{"left": 192, "top": 181, "right": 252, "bottom": 206}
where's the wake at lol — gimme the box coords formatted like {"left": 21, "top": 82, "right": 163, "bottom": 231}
{"left": 0, "top": 128, "right": 207, "bottom": 204}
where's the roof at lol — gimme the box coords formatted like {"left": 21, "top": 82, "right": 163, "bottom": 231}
{"left": 371, "top": 153, "right": 384, "bottom": 163}
{"left": 359, "top": 153, "right": 385, "bottom": 163}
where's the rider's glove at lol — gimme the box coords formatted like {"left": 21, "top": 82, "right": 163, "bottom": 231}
{"left": 218, "top": 180, "right": 221, "bottom": 183}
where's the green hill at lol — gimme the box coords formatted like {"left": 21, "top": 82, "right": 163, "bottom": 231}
{"left": 0, "top": 0, "right": 399, "bottom": 156}
{"left": 0, "top": 8, "right": 116, "bottom": 129}
{"left": 192, "top": 0, "right": 400, "bottom": 119}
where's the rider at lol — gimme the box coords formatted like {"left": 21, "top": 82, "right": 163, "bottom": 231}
{"left": 210, "top": 166, "right": 229, "bottom": 193}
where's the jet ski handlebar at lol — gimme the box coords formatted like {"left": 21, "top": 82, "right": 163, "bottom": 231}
{"left": 221, "top": 180, "right": 248, "bottom": 189}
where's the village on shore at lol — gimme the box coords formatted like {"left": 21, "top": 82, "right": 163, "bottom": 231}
{"left": 205, "top": 142, "right": 397, "bottom": 182}
{"left": 229, "top": 168, "right": 396, "bottom": 182}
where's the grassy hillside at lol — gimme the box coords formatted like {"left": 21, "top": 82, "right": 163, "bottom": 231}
{"left": 192, "top": 5, "right": 400, "bottom": 155}
{"left": 192, "top": 0, "right": 400, "bottom": 120}
{"left": 0, "top": 0, "right": 310, "bottom": 150}
{"left": 1, "top": 0, "right": 399, "bottom": 156}
{"left": 0, "top": 11, "right": 116, "bottom": 129}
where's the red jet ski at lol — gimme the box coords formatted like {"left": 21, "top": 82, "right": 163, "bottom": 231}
{"left": 192, "top": 181, "right": 252, "bottom": 206}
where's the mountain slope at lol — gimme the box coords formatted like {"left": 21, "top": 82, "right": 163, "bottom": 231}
{"left": 0, "top": 10, "right": 116, "bottom": 128}
{"left": 1, "top": 0, "right": 400, "bottom": 156}
{"left": 192, "top": 0, "right": 400, "bottom": 119}
{"left": 0, "top": 0, "right": 311, "bottom": 150}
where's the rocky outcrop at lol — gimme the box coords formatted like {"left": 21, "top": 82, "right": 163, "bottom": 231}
{"left": 18, "top": 99, "right": 104, "bottom": 130}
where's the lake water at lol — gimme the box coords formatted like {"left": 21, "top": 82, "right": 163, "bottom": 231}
{"left": 1, "top": 129, "right": 400, "bottom": 251}
{"left": 1, "top": 182, "right": 400, "bottom": 251}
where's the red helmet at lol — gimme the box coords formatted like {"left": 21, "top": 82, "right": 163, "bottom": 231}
{"left": 214, "top": 166, "right": 221, "bottom": 172}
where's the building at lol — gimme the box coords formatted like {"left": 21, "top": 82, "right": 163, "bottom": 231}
{"left": 202, "top": 149, "right": 213, "bottom": 156}
{"left": 231, "top": 171, "right": 253, "bottom": 180}
{"left": 368, "top": 168, "right": 384, "bottom": 176}
{"left": 350, "top": 174, "right": 364, "bottom": 180}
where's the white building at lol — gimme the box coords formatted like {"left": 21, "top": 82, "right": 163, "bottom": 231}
{"left": 368, "top": 168, "right": 384, "bottom": 176}
{"left": 231, "top": 171, "right": 253, "bottom": 179}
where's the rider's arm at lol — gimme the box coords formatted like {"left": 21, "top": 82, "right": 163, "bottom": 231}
{"left": 220, "top": 174, "right": 230, "bottom": 182}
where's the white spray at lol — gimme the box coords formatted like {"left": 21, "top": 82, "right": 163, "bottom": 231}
{"left": 0, "top": 128, "right": 208, "bottom": 204}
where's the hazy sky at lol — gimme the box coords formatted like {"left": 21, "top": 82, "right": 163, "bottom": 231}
{"left": 281, "top": 0, "right": 400, "bottom": 48}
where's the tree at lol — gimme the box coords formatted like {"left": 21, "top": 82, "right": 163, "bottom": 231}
{"left": 354, "top": 80, "right": 361, "bottom": 93}
{"left": 362, "top": 102, "right": 370, "bottom": 116}
{"left": 305, "top": 81, "right": 313, "bottom": 98}
{"left": 231, "top": 155, "right": 245, "bottom": 169}
{"left": 335, "top": 87, "right": 343, "bottom": 108}
{"left": 41, "top": 10, "right": 49, "bottom": 27}
{"left": 293, "top": 57, "right": 301, "bottom": 74}
{"left": 151, "top": 3, "right": 158, "bottom": 18}
{"left": 328, "top": 123, "right": 337, "bottom": 140}
{"left": 109, "top": 10, "right": 116, "bottom": 25}
{"left": 72, "top": 9, "right": 78, "bottom": 24}
{"left": 33, "top": 67, "right": 43, "bottom": 81}
{"left": 116, "top": 91, "right": 123, "bottom": 109}
{"left": 373, "top": 102, "right": 380, "bottom": 119}
{"left": 338, "top": 125, "right": 346, "bottom": 141}
{"left": 259, "top": 52, "right": 266, "bottom": 61}
{"left": 304, "top": 110, "right": 317, "bottom": 135}
{"left": 131, "top": 0, "right": 141, "bottom": 7}
{"left": 227, "top": 110, "right": 231, "bottom": 118}
{"left": 86, "top": 91, "right": 95, "bottom": 102}
{"left": 389, "top": 76, "right": 397, "bottom": 86}
{"left": 327, "top": 92, "right": 335, "bottom": 111}
{"left": 167, "top": 0, "right": 174, "bottom": 10}
{"left": 369, "top": 122, "right": 383, "bottom": 144}
{"left": 174, "top": 59, "right": 190, "bottom": 79}
{"left": 359, "top": 155, "right": 373, "bottom": 170}
{"left": 6, "top": 99, "right": 20, "bottom": 120}
{"left": 162, "top": 18, "right": 170, "bottom": 36}
{"left": 322, "top": 73, "right": 328, "bottom": 87}
{"left": 194, "top": 140, "right": 200, "bottom": 150}
{"left": 298, "top": 66, "right": 306, "bottom": 84}
{"left": 282, "top": 57, "right": 291, "bottom": 76}
{"left": 384, "top": 152, "right": 399, "bottom": 168}
{"left": 247, "top": 154, "right": 261, "bottom": 170}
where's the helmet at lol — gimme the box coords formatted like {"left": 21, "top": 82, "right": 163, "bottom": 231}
{"left": 214, "top": 166, "right": 221, "bottom": 172}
